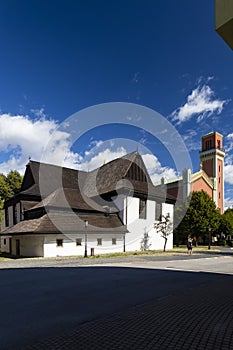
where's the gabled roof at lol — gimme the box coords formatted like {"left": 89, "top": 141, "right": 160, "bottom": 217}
{"left": 191, "top": 170, "right": 214, "bottom": 188}
{"left": 83, "top": 151, "right": 153, "bottom": 197}
{"left": 20, "top": 160, "right": 87, "bottom": 198}
{"left": 6, "top": 151, "right": 176, "bottom": 212}
{"left": 156, "top": 169, "right": 214, "bottom": 190}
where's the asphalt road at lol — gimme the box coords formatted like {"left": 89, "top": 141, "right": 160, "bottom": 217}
{"left": 0, "top": 253, "right": 232, "bottom": 349}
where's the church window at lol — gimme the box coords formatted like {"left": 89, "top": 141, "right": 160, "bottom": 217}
{"left": 97, "top": 238, "right": 102, "bottom": 246}
{"left": 155, "top": 203, "right": 162, "bottom": 221}
{"left": 76, "top": 238, "right": 82, "bottom": 246}
{"left": 56, "top": 239, "right": 63, "bottom": 247}
{"left": 139, "top": 198, "right": 147, "bottom": 219}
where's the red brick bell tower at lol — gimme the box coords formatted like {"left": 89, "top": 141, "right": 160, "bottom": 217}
{"left": 199, "top": 132, "right": 225, "bottom": 213}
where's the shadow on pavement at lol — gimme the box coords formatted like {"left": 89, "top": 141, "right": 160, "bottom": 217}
{"left": 0, "top": 266, "right": 232, "bottom": 349}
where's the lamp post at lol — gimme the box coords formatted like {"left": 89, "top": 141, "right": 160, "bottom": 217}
{"left": 84, "top": 220, "right": 88, "bottom": 257}
{"left": 208, "top": 227, "right": 211, "bottom": 250}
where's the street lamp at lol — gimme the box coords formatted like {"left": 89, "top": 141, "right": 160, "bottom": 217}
{"left": 208, "top": 227, "right": 211, "bottom": 250}
{"left": 84, "top": 220, "right": 88, "bottom": 258}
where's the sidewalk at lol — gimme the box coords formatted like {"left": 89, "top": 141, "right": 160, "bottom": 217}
{"left": 22, "top": 275, "right": 233, "bottom": 350}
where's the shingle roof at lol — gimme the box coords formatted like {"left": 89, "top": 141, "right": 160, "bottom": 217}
{"left": 21, "top": 152, "right": 163, "bottom": 202}
{"left": 2, "top": 212, "right": 126, "bottom": 235}
{"left": 21, "top": 160, "right": 87, "bottom": 197}
{"left": 83, "top": 151, "right": 153, "bottom": 197}
{"left": 2, "top": 152, "right": 176, "bottom": 237}
{"left": 30, "top": 187, "right": 118, "bottom": 213}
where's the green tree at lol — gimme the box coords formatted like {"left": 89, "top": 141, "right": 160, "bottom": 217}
{"left": 216, "top": 214, "right": 233, "bottom": 237}
{"left": 223, "top": 208, "right": 233, "bottom": 228}
{"left": 0, "top": 170, "right": 23, "bottom": 227}
{"left": 173, "top": 203, "right": 188, "bottom": 245}
{"left": 215, "top": 208, "right": 233, "bottom": 241}
{"left": 0, "top": 174, "right": 11, "bottom": 200}
{"left": 155, "top": 213, "right": 173, "bottom": 252}
{"left": 0, "top": 198, "right": 4, "bottom": 225}
{"left": 6, "top": 170, "right": 23, "bottom": 196}
{"left": 176, "top": 191, "right": 220, "bottom": 243}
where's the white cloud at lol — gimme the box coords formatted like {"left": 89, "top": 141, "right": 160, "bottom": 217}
{"left": 171, "top": 83, "right": 227, "bottom": 124}
{"left": 79, "top": 147, "right": 127, "bottom": 172}
{"left": 0, "top": 113, "right": 178, "bottom": 187}
{"left": 0, "top": 113, "right": 80, "bottom": 174}
{"left": 132, "top": 72, "right": 140, "bottom": 83}
{"left": 30, "top": 108, "right": 47, "bottom": 119}
{"left": 224, "top": 164, "right": 233, "bottom": 185}
{"left": 142, "top": 153, "right": 178, "bottom": 184}
{"left": 85, "top": 140, "right": 104, "bottom": 156}
{"left": 224, "top": 197, "right": 233, "bottom": 211}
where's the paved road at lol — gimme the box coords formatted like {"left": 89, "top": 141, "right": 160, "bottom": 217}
{"left": 0, "top": 253, "right": 232, "bottom": 349}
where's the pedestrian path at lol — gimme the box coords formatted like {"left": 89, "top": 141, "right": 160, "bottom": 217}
{"left": 22, "top": 275, "right": 233, "bottom": 350}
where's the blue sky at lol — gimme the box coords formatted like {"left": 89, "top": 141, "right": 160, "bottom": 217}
{"left": 0, "top": 1, "right": 233, "bottom": 208}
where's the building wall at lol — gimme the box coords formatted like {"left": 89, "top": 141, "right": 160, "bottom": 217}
{"left": 16, "top": 203, "right": 21, "bottom": 223}
{"left": 192, "top": 178, "right": 213, "bottom": 198}
{"left": 123, "top": 196, "right": 174, "bottom": 252}
{"left": 43, "top": 234, "right": 124, "bottom": 258}
{"left": 8, "top": 206, "right": 13, "bottom": 227}
{"left": 202, "top": 159, "right": 214, "bottom": 178}
{"left": 1, "top": 236, "right": 43, "bottom": 256}
{"left": 1, "top": 236, "right": 10, "bottom": 253}
{"left": 1, "top": 210, "right": 5, "bottom": 231}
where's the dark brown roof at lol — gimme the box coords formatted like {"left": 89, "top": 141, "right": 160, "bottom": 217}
{"left": 8, "top": 151, "right": 176, "bottom": 212}
{"left": 83, "top": 151, "right": 153, "bottom": 197}
{"left": 2, "top": 212, "right": 126, "bottom": 235}
{"left": 21, "top": 161, "right": 87, "bottom": 197}
{"left": 30, "top": 187, "right": 118, "bottom": 213}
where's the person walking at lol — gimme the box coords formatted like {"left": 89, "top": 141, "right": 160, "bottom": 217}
{"left": 187, "top": 237, "right": 193, "bottom": 255}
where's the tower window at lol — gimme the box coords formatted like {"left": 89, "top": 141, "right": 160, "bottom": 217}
{"left": 219, "top": 192, "right": 221, "bottom": 199}
{"left": 206, "top": 140, "right": 212, "bottom": 150}
{"left": 219, "top": 165, "right": 221, "bottom": 172}
{"left": 219, "top": 178, "right": 220, "bottom": 184}
{"left": 217, "top": 140, "right": 221, "bottom": 149}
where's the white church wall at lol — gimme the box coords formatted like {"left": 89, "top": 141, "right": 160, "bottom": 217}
{"left": 124, "top": 197, "right": 174, "bottom": 252}
{"left": 43, "top": 233, "right": 124, "bottom": 258}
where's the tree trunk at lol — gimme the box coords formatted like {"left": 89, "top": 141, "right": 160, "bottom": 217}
{"left": 163, "top": 238, "right": 167, "bottom": 252}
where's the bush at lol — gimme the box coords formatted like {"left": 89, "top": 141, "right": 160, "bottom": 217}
{"left": 217, "top": 240, "right": 227, "bottom": 246}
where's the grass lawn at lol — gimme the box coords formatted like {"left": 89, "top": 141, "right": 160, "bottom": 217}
{"left": 0, "top": 245, "right": 227, "bottom": 261}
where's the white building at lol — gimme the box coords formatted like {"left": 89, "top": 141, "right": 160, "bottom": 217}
{"left": 1, "top": 152, "right": 175, "bottom": 257}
